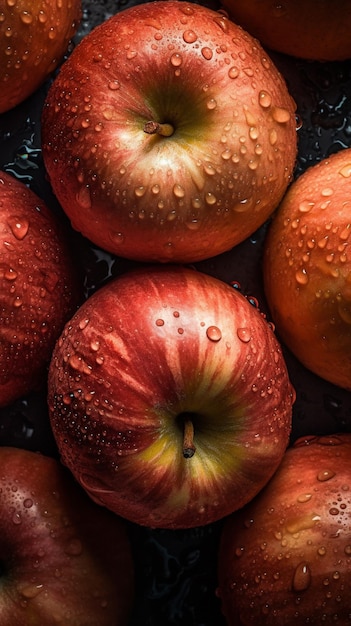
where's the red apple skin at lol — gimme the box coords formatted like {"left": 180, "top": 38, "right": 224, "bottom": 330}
{"left": 0, "top": 171, "right": 81, "bottom": 407}
{"left": 41, "top": 0, "right": 297, "bottom": 264}
{"left": 217, "top": 433, "right": 351, "bottom": 625}
{"left": 0, "top": 446, "right": 134, "bottom": 626}
{"left": 0, "top": 0, "right": 81, "bottom": 114}
{"left": 263, "top": 148, "right": 351, "bottom": 391}
{"left": 47, "top": 265, "right": 294, "bottom": 529}
{"left": 220, "top": 0, "right": 351, "bottom": 62}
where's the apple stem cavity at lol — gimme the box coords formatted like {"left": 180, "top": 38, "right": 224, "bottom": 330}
{"left": 143, "top": 120, "right": 174, "bottom": 137}
{"left": 182, "top": 417, "right": 196, "bottom": 459}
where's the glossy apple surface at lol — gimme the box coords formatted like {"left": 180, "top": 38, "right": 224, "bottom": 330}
{"left": 0, "top": 446, "right": 134, "bottom": 626}
{"left": 0, "top": 171, "right": 81, "bottom": 407}
{"left": 263, "top": 148, "right": 351, "bottom": 390}
{"left": 41, "top": 0, "right": 297, "bottom": 263}
{"left": 221, "top": 0, "right": 351, "bottom": 61}
{"left": 0, "top": 0, "right": 81, "bottom": 113}
{"left": 48, "top": 265, "right": 294, "bottom": 529}
{"left": 217, "top": 433, "right": 351, "bottom": 625}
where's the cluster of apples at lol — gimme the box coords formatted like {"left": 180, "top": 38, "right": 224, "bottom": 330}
{"left": 1, "top": 0, "right": 351, "bottom": 624}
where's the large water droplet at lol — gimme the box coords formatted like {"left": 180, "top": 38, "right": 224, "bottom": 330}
{"left": 8, "top": 217, "right": 29, "bottom": 240}
{"left": 206, "top": 326, "right": 222, "bottom": 342}
{"left": 292, "top": 562, "right": 312, "bottom": 592}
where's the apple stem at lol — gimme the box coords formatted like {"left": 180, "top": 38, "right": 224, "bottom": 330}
{"left": 143, "top": 120, "right": 174, "bottom": 137}
{"left": 183, "top": 418, "right": 196, "bottom": 459}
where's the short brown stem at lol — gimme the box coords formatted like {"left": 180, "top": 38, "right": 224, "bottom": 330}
{"left": 143, "top": 120, "right": 174, "bottom": 137}
{"left": 183, "top": 418, "right": 196, "bottom": 459}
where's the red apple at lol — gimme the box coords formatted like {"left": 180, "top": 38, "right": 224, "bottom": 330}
{"left": 263, "top": 147, "right": 351, "bottom": 391}
{"left": 0, "top": 445, "right": 134, "bottom": 625}
{"left": 41, "top": 0, "right": 297, "bottom": 264}
{"left": 221, "top": 0, "right": 351, "bottom": 61}
{"left": 217, "top": 433, "right": 351, "bottom": 625}
{"left": 0, "top": 0, "right": 81, "bottom": 114}
{"left": 0, "top": 171, "right": 81, "bottom": 407}
{"left": 47, "top": 265, "right": 295, "bottom": 529}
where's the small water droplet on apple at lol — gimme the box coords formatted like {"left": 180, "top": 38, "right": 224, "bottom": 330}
{"left": 259, "top": 90, "right": 272, "bottom": 109}
{"left": 8, "top": 217, "right": 29, "bottom": 240}
{"left": 271, "top": 106, "right": 291, "bottom": 124}
{"left": 108, "top": 80, "right": 120, "bottom": 91}
{"left": 201, "top": 46, "right": 213, "bottom": 60}
{"left": 297, "top": 493, "right": 312, "bottom": 503}
{"left": 155, "top": 318, "right": 164, "bottom": 327}
{"left": 228, "top": 66, "right": 239, "bottom": 79}
{"left": 12, "top": 511, "right": 22, "bottom": 524}
{"left": 292, "top": 562, "right": 311, "bottom": 592}
{"left": 237, "top": 327, "right": 251, "bottom": 343}
{"left": 318, "top": 546, "right": 327, "bottom": 556}
{"left": 23, "top": 498, "right": 33, "bottom": 508}
{"left": 206, "top": 98, "right": 217, "bottom": 110}
{"left": 295, "top": 268, "right": 309, "bottom": 285}
{"left": 213, "top": 15, "right": 229, "bottom": 32}
{"left": 206, "top": 326, "right": 222, "bottom": 342}
{"left": 183, "top": 29, "right": 197, "bottom": 43}
{"left": 339, "top": 163, "right": 351, "bottom": 178}
{"left": 76, "top": 185, "right": 92, "bottom": 209}
{"left": 170, "top": 53, "right": 182, "bottom": 67}
{"left": 317, "top": 469, "right": 336, "bottom": 482}
{"left": 173, "top": 183, "right": 185, "bottom": 198}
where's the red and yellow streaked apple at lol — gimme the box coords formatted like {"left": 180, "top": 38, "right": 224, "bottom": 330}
{"left": 48, "top": 265, "right": 295, "bottom": 529}
{"left": 41, "top": 0, "right": 297, "bottom": 263}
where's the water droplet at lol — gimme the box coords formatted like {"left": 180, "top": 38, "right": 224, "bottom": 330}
{"left": 295, "top": 268, "right": 309, "bottom": 285}
{"left": 76, "top": 185, "right": 92, "bottom": 209}
{"left": 8, "top": 217, "right": 29, "bottom": 240}
{"left": 201, "top": 47, "right": 213, "bottom": 60}
{"left": 292, "top": 562, "right": 311, "bottom": 592}
{"left": 317, "top": 469, "right": 336, "bottom": 482}
{"left": 19, "top": 584, "right": 44, "bottom": 599}
{"left": 206, "top": 98, "right": 217, "bottom": 110}
{"left": 108, "top": 80, "right": 120, "bottom": 91}
{"left": 237, "top": 327, "right": 251, "bottom": 343}
{"left": 173, "top": 183, "right": 185, "bottom": 198}
{"left": 259, "top": 90, "right": 272, "bottom": 109}
{"left": 213, "top": 15, "right": 229, "bottom": 32}
{"left": 271, "top": 106, "right": 291, "bottom": 124}
{"left": 299, "top": 201, "right": 315, "bottom": 213}
{"left": 297, "top": 493, "right": 312, "bottom": 503}
{"left": 23, "top": 498, "right": 33, "bottom": 508}
{"left": 206, "top": 326, "right": 222, "bottom": 342}
{"left": 20, "top": 11, "right": 33, "bottom": 25}
{"left": 155, "top": 319, "right": 164, "bottom": 327}
{"left": 339, "top": 164, "right": 351, "bottom": 178}
{"left": 228, "top": 66, "right": 239, "bottom": 79}
{"left": 170, "top": 53, "right": 182, "bottom": 67}
{"left": 183, "top": 29, "right": 197, "bottom": 43}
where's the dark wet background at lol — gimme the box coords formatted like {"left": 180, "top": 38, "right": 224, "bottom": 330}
{"left": 0, "top": 1, "right": 350, "bottom": 624}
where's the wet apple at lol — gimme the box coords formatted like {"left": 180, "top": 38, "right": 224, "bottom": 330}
{"left": 0, "top": 171, "right": 80, "bottom": 407}
{"left": 263, "top": 147, "right": 351, "bottom": 390}
{"left": 0, "top": 0, "right": 81, "bottom": 113}
{"left": 41, "top": 0, "right": 297, "bottom": 263}
{"left": 218, "top": 433, "right": 351, "bottom": 625}
{"left": 47, "top": 265, "right": 294, "bottom": 529}
{"left": 221, "top": 0, "right": 351, "bottom": 61}
{"left": 0, "top": 446, "right": 134, "bottom": 626}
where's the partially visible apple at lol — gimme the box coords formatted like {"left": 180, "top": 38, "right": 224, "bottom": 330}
{"left": 221, "top": 0, "right": 351, "bottom": 61}
{"left": 47, "top": 265, "right": 294, "bottom": 529}
{"left": 217, "top": 433, "right": 351, "bottom": 625}
{"left": 263, "top": 147, "right": 351, "bottom": 390}
{"left": 0, "top": 0, "right": 81, "bottom": 113}
{"left": 41, "top": 0, "right": 297, "bottom": 263}
{"left": 0, "top": 171, "right": 81, "bottom": 407}
{"left": 0, "top": 446, "right": 134, "bottom": 626}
